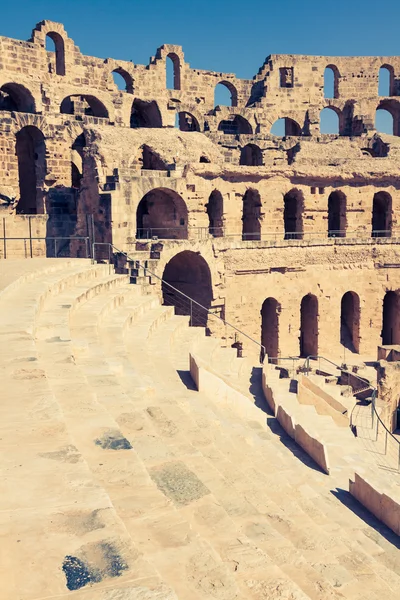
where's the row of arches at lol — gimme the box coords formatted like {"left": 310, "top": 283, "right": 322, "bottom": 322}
{"left": 318, "top": 65, "right": 397, "bottom": 100}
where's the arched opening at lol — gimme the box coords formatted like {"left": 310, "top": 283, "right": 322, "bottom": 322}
{"left": 324, "top": 65, "right": 339, "bottom": 99}
{"left": 240, "top": 144, "right": 262, "bottom": 166}
{"left": 242, "top": 189, "right": 262, "bottom": 241}
{"left": 130, "top": 99, "right": 162, "bottom": 128}
{"left": 166, "top": 53, "right": 181, "bottom": 90}
{"left": 284, "top": 189, "right": 304, "bottom": 240}
{"left": 136, "top": 188, "right": 188, "bottom": 239}
{"left": 112, "top": 68, "right": 134, "bottom": 93}
{"left": 60, "top": 95, "right": 109, "bottom": 118}
{"left": 320, "top": 107, "right": 340, "bottom": 134}
{"left": 261, "top": 297, "right": 281, "bottom": 363}
{"left": 218, "top": 115, "right": 252, "bottom": 135}
{"left": 177, "top": 112, "right": 200, "bottom": 132}
{"left": 214, "top": 81, "right": 238, "bottom": 107}
{"left": 340, "top": 292, "right": 360, "bottom": 353}
{"left": 375, "top": 108, "right": 394, "bottom": 134}
{"left": 206, "top": 190, "right": 224, "bottom": 237}
{"left": 372, "top": 191, "right": 392, "bottom": 237}
{"left": 200, "top": 156, "right": 210, "bottom": 163}
{"left": 15, "top": 126, "right": 46, "bottom": 215}
{"left": 71, "top": 162, "right": 82, "bottom": 189}
{"left": 141, "top": 145, "right": 167, "bottom": 170}
{"left": 0, "top": 83, "right": 35, "bottom": 113}
{"left": 46, "top": 32, "right": 65, "bottom": 76}
{"left": 162, "top": 251, "right": 212, "bottom": 327}
{"left": 378, "top": 66, "right": 393, "bottom": 97}
{"left": 328, "top": 191, "right": 346, "bottom": 237}
{"left": 382, "top": 291, "right": 400, "bottom": 345}
{"left": 300, "top": 294, "right": 318, "bottom": 357}
{"left": 71, "top": 133, "right": 85, "bottom": 189}
{"left": 270, "top": 118, "right": 302, "bottom": 136}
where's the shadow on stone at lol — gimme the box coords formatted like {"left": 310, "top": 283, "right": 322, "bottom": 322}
{"left": 266, "top": 417, "right": 325, "bottom": 473}
{"left": 250, "top": 366, "right": 273, "bottom": 415}
{"left": 177, "top": 369, "right": 197, "bottom": 390}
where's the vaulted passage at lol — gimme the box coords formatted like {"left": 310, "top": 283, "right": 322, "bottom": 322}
{"left": 382, "top": 291, "right": 400, "bottom": 345}
{"left": 131, "top": 99, "right": 162, "bottom": 128}
{"left": 340, "top": 291, "right": 360, "bottom": 352}
{"left": 136, "top": 188, "right": 188, "bottom": 239}
{"left": 372, "top": 191, "right": 392, "bottom": 237}
{"left": 242, "top": 189, "right": 262, "bottom": 240}
{"left": 0, "top": 83, "right": 36, "bottom": 113}
{"left": 328, "top": 191, "right": 346, "bottom": 237}
{"left": 261, "top": 297, "right": 281, "bottom": 362}
{"left": 162, "top": 251, "right": 212, "bottom": 327}
{"left": 16, "top": 126, "right": 46, "bottom": 215}
{"left": 300, "top": 294, "right": 318, "bottom": 357}
{"left": 240, "top": 144, "right": 262, "bottom": 166}
{"left": 284, "top": 190, "right": 304, "bottom": 240}
{"left": 206, "top": 191, "right": 224, "bottom": 237}
{"left": 60, "top": 95, "right": 109, "bottom": 118}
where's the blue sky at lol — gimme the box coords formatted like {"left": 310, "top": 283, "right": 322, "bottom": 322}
{"left": 0, "top": 0, "right": 396, "bottom": 133}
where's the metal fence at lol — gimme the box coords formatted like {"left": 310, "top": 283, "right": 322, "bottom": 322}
{"left": 0, "top": 236, "right": 90, "bottom": 259}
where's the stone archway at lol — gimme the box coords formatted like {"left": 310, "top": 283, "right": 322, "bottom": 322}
{"left": 340, "top": 291, "right": 360, "bottom": 352}
{"left": 382, "top": 291, "right": 400, "bottom": 345}
{"left": 16, "top": 125, "right": 46, "bottom": 215}
{"left": 136, "top": 188, "right": 188, "bottom": 239}
{"left": 261, "top": 297, "right": 281, "bottom": 362}
{"left": 300, "top": 294, "right": 318, "bottom": 357}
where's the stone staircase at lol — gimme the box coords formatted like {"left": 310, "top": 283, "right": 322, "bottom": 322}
{"left": 1, "top": 260, "right": 400, "bottom": 600}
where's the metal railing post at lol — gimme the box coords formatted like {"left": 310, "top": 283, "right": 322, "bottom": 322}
{"left": 54, "top": 238, "right": 57, "bottom": 258}
{"left": 85, "top": 237, "right": 89, "bottom": 259}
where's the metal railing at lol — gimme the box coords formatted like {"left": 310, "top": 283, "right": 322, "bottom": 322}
{"left": 0, "top": 236, "right": 90, "bottom": 259}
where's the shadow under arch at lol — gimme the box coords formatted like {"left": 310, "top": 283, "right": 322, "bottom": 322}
{"left": 0, "top": 82, "right": 36, "bottom": 113}
{"left": 131, "top": 98, "right": 162, "bottom": 128}
{"left": 60, "top": 94, "right": 109, "bottom": 118}
{"left": 341, "top": 291, "right": 360, "bottom": 353}
{"left": 136, "top": 187, "right": 188, "bottom": 239}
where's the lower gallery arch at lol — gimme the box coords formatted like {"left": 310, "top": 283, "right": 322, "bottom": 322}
{"left": 284, "top": 189, "right": 304, "bottom": 240}
{"left": 242, "top": 189, "right": 262, "bottom": 240}
{"left": 240, "top": 144, "right": 262, "bottom": 166}
{"left": 206, "top": 190, "right": 224, "bottom": 237}
{"left": 16, "top": 125, "right": 46, "bottom": 215}
{"left": 372, "top": 191, "right": 392, "bottom": 237}
{"left": 300, "top": 294, "right": 318, "bottom": 357}
{"left": 328, "top": 191, "right": 346, "bottom": 237}
{"left": 136, "top": 188, "right": 188, "bottom": 239}
{"left": 340, "top": 291, "right": 360, "bottom": 353}
{"left": 162, "top": 251, "right": 212, "bottom": 327}
{"left": 382, "top": 291, "right": 400, "bottom": 345}
{"left": 261, "top": 297, "right": 281, "bottom": 362}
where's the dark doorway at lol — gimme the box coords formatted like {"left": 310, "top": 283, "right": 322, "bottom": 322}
{"left": 206, "top": 191, "right": 224, "bottom": 237}
{"left": 300, "top": 294, "right": 318, "bottom": 357}
{"left": 284, "top": 190, "right": 304, "bottom": 240}
{"left": 130, "top": 99, "right": 162, "bottom": 128}
{"left": 340, "top": 292, "right": 360, "bottom": 352}
{"left": 382, "top": 291, "right": 400, "bottom": 345}
{"left": 162, "top": 251, "right": 212, "bottom": 327}
{"left": 372, "top": 191, "right": 392, "bottom": 237}
{"left": 242, "top": 189, "right": 262, "bottom": 240}
{"left": 136, "top": 188, "right": 188, "bottom": 239}
{"left": 16, "top": 126, "right": 46, "bottom": 214}
{"left": 240, "top": 144, "right": 262, "bottom": 166}
{"left": 261, "top": 297, "right": 281, "bottom": 362}
{"left": 328, "top": 191, "right": 346, "bottom": 237}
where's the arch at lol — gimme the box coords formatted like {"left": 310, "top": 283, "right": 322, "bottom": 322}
{"left": 324, "top": 65, "right": 339, "bottom": 99}
{"left": 242, "top": 189, "right": 262, "bottom": 241}
{"left": 375, "top": 107, "right": 394, "bottom": 135}
{"left": 0, "top": 83, "right": 36, "bottom": 113}
{"left": 270, "top": 118, "right": 302, "bottom": 136}
{"left": 320, "top": 107, "right": 340, "bottom": 134}
{"left": 218, "top": 115, "right": 252, "bottom": 135}
{"left": 136, "top": 188, "right": 188, "bottom": 239}
{"left": 206, "top": 190, "right": 224, "bottom": 237}
{"left": 15, "top": 125, "right": 46, "bottom": 215}
{"left": 284, "top": 189, "right": 304, "bottom": 240}
{"left": 378, "top": 65, "right": 394, "bottom": 97}
{"left": 200, "top": 156, "right": 210, "bottom": 163}
{"left": 60, "top": 95, "right": 109, "bottom": 118}
{"left": 112, "top": 68, "right": 134, "bottom": 93}
{"left": 372, "top": 191, "right": 392, "bottom": 237}
{"left": 300, "top": 294, "right": 318, "bottom": 357}
{"left": 382, "top": 291, "right": 400, "bottom": 345}
{"left": 328, "top": 190, "right": 347, "bottom": 237}
{"left": 240, "top": 144, "right": 263, "bottom": 166}
{"left": 340, "top": 291, "right": 360, "bottom": 353}
{"left": 162, "top": 251, "right": 212, "bottom": 327}
{"left": 177, "top": 111, "right": 200, "bottom": 132}
{"left": 166, "top": 53, "right": 181, "bottom": 90}
{"left": 261, "top": 297, "right": 281, "bottom": 362}
{"left": 214, "top": 81, "right": 238, "bottom": 107}
{"left": 46, "top": 32, "right": 65, "bottom": 76}
{"left": 141, "top": 145, "right": 168, "bottom": 170}
{"left": 130, "top": 99, "right": 162, "bottom": 128}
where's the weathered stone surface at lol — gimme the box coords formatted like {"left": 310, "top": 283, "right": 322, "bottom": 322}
{"left": 149, "top": 461, "right": 210, "bottom": 505}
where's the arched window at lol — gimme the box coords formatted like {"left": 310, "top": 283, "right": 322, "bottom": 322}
{"left": 166, "top": 53, "right": 181, "bottom": 90}
{"left": 214, "top": 81, "right": 238, "bottom": 107}
{"left": 375, "top": 107, "right": 394, "bottom": 135}
{"left": 176, "top": 112, "right": 200, "bottom": 131}
{"left": 218, "top": 115, "right": 252, "bottom": 135}
{"left": 372, "top": 191, "right": 392, "bottom": 237}
{"left": 60, "top": 95, "right": 109, "bottom": 119}
{"left": 261, "top": 297, "right": 281, "bottom": 362}
{"left": 382, "top": 291, "right": 400, "bottom": 345}
{"left": 284, "top": 189, "right": 304, "bottom": 240}
{"left": 324, "top": 66, "right": 339, "bottom": 99}
{"left": 328, "top": 191, "right": 346, "bottom": 237}
{"left": 130, "top": 99, "right": 162, "bottom": 128}
{"left": 240, "top": 144, "right": 262, "bottom": 166}
{"left": 16, "top": 126, "right": 46, "bottom": 215}
{"left": 300, "top": 294, "right": 318, "bottom": 357}
{"left": 112, "top": 68, "right": 134, "bottom": 93}
{"left": 206, "top": 191, "right": 224, "bottom": 237}
{"left": 340, "top": 292, "right": 360, "bottom": 353}
{"left": 378, "top": 66, "right": 393, "bottom": 97}
{"left": 0, "top": 83, "right": 35, "bottom": 113}
{"left": 242, "top": 189, "right": 262, "bottom": 241}
{"left": 46, "top": 32, "right": 65, "bottom": 76}
{"left": 320, "top": 107, "right": 339, "bottom": 134}
{"left": 136, "top": 188, "right": 188, "bottom": 239}
{"left": 270, "top": 118, "right": 301, "bottom": 136}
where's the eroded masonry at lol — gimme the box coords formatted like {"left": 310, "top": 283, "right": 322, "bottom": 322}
{"left": 2, "top": 20, "right": 400, "bottom": 427}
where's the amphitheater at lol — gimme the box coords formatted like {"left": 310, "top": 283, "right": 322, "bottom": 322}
{"left": 2, "top": 18, "right": 400, "bottom": 600}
